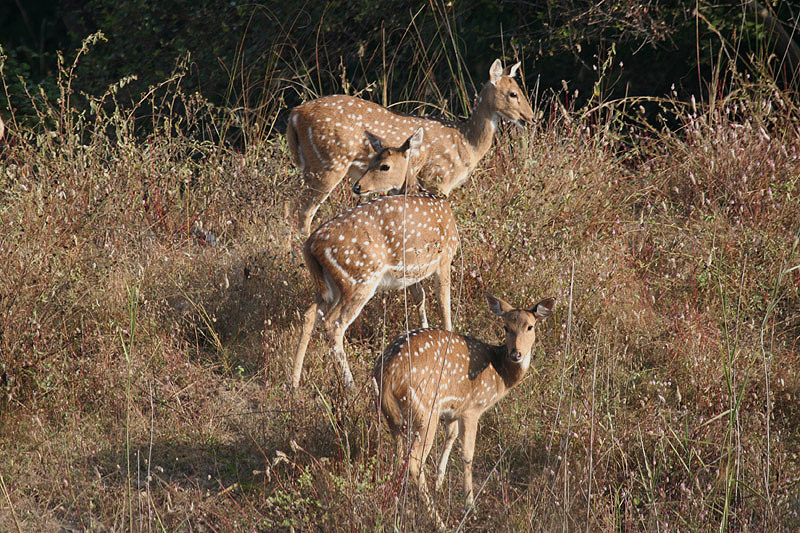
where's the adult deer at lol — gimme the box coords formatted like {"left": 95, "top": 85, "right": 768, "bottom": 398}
{"left": 291, "top": 128, "right": 459, "bottom": 389}
{"left": 373, "top": 292, "right": 555, "bottom": 530}
{"left": 287, "top": 58, "right": 534, "bottom": 235}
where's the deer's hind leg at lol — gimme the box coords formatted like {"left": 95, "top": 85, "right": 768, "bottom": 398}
{"left": 408, "top": 420, "right": 446, "bottom": 531}
{"left": 322, "top": 283, "right": 377, "bottom": 389}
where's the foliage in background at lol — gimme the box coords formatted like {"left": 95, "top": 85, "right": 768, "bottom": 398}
{"left": 3, "top": 1, "right": 800, "bottom": 133}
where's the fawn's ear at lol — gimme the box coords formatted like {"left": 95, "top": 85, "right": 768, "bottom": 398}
{"left": 489, "top": 59, "right": 504, "bottom": 85}
{"left": 531, "top": 298, "right": 555, "bottom": 320}
{"left": 486, "top": 292, "right": 514, "bottom": 316}
{"left": 365, "top": 131, "right": 383, "bottom": 153}
{"left": 506, "top": 61, "right": 521, "bottom": 78}
{"left": 406, "top": 127, "right": 424, "bottom": 155}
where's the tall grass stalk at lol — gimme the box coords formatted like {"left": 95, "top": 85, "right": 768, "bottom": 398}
{"left": 121, "top": 283, "right": 139, "bottom": 531}
{"left": 760, "top": 240, "right": 799, "bottom": 521}
{"left": 586, "top": 325, "right": 600, "bottom": 532}
{"left": 636, "top": 424, "right": 660, "bottom": 532}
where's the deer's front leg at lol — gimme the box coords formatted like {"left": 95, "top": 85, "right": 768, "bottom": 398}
{"left": 408, "top": 282, "right": 428, "bottom": 329}
{"left": 291, "top": 299, "right": 321, "bottom": 388}
{"left": 460, "top": 413, "right": 479, "bottom": 507}
{"left": 436, "top": 263, "right": 453, "bottom": 331}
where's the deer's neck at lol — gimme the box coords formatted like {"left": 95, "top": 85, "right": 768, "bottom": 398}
{"left": 400, "top": 165, "right": 423, "bottom": 194}
{"left": 488, "top": 344, "right": 528, "bottom": 390}
{"left": 460, "top": 83, "right": 499, "bottom": 165}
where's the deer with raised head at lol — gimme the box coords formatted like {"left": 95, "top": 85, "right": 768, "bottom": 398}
{"left": 291, "top": 128, "right": 459, "bottom": 389}
{"left": 287, "top": 58, "right": 534, "bottom": 235}
{"left": 373, "top": 292, "right": 555, "bottom": 530}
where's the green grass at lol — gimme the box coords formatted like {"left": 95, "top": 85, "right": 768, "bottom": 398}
{"left": 1, "top": 32, "right": 800, "bottom": 532}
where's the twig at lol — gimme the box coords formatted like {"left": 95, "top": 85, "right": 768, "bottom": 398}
{"left": 0, "top": 473, "right": 23, "bottom": 533}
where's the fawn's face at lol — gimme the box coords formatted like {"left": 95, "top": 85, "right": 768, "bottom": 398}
{"left": 353, "top": 145, "right": 410, "bottom": 196}
{"left": 501, "top": 309, "right": 538, "bottom": 368}
{"left": 352, "top": 128, "right": 422, "bottom": 197}
{"left": 488, "top": 294, "right": 555, "bottom": 369}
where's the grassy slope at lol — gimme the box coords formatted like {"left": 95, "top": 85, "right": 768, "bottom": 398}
{"left": 1, "top": 80, "right": 799, "bottom": 532}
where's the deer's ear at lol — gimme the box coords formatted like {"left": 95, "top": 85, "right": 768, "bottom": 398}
{"left": 406, "top": 127, "right": 424, "bottom": 154}
{"left": 486, "top": 292, "right": 514, "bottom": 316}
{"left": 489, "top": 59, "right": 504, "bottom": 85}
{"left": 507, "top": 61, "right": 521, "bottom": 78}
{"left": 531, "top": 298, "right": 555, "bottom": 320}
{"left": 365, "top": 131, "right": 383, "bottom": 153}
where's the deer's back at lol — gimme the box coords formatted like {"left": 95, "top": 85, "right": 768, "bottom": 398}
{"left": 291, "top": 95, "right": 465, "bottom": 179}
{"left": 375, "top": 328, "right": 503, "bottom": 425}
{"left": 306, "top": 194, "right": 458, "bottom": 287}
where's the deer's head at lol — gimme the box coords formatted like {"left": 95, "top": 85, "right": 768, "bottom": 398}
{"left": 485, "top": 59, "right": 535, "bottom": 128}
{"left": 486, "top": 292, "right": 555, "bottom": 369}
{"left": 352, "top": 127, "right": 423, "bottom": 196}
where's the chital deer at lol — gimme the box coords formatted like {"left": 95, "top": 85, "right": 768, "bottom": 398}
{"left": 291, "top": 128, "right": 459, "bottom": 389}
{"left": 373, "top": 292, "right": 555, "bottom": 530}
{"left": 287, "top": 58, "right": 534, "bottom": 235}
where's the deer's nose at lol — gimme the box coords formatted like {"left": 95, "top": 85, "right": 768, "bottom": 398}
{"left": 508, "top": 350, "right": 522, "bottom": 362}
{"left": 352, "top": 183, "right": 361, "bottom": 195}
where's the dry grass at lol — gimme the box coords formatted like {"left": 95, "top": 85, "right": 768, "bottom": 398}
{"left": 1, "top": 38, "right": 800, "bottom": 532}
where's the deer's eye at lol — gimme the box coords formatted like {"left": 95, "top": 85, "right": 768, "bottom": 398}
{"left": 510, "top": 91, "right": 518, "bottom": 99}
{"left": 380, "top": 164, "right": 390, "bottom": 171}
{"left": 527, "top": 325, "right": 533, "bottom": 331}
